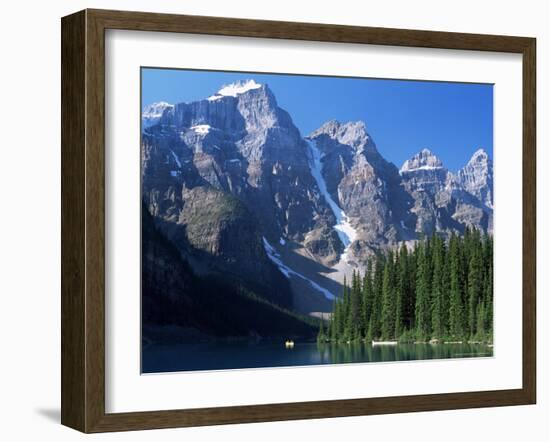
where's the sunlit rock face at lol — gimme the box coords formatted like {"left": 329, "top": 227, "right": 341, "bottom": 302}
{"left": 456, "top": 149, "right": 493, "bottom": 209}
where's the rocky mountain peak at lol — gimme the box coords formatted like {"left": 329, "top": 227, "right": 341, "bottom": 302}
{"left": 309, "top": 120, "right": 377, "bottom": 154}
{"left": 467, "top": 148, "right": 490, "bottom": 166}
{"left": 457, "top": 148, "right": 493, "bottom": 208}
{"left": 142, "top": 101, "right": 174, "bottom": 128}
{"left": 400, "top": 148, "right": 445, "bottom": 174}
{"left": 151, "top": 80, "right": 284, "bottom": 137}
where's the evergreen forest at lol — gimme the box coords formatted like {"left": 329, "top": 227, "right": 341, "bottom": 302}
{"left": 319, "top": 229, "right": 493, "bottom": 344}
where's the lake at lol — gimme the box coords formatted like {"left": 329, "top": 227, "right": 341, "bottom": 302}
{"left": 142, "top": 341, "right": 493, "bottom": 373}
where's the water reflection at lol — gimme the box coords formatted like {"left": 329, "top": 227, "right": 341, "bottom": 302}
{"left": 315, "top": 342, "right": 492, "bottom": 365}
{"left": 142, "top": 341, "right": 493, "bottom": 373}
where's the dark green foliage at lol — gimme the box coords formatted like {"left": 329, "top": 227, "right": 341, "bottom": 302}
{"left": 348, "top": 271, "right": 362, "bottom": 341}
{"left": 322, "top": 230, "right": 493, "bottom": 344}
{"left": 317, "top": 317, "right": 327, "bottom": 343}
{"left": 430, "top": 236, "right": 448, "bottom": 339}
{"left": 394, "top": 244, "right": 409, "bottom": 339}
{"left": 467, "top": 230, "right": 483, "bottom": 337}
{"left": 381, "top": 252, "right": 396, "bottom": 340}
{"left": 361, "top": 261, "right": 374, "bottom": 338}
{"left": 371, "top": 254, "right": 385, "bottom": 339}
{"left": 449, "top": 233, "right": 466, "bottom": 339}
{"left": 415, "top": 242, "right": 432, "bottom": 341}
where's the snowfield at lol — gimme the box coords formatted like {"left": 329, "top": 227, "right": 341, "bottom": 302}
{"left": 208, "top": 79, "right": 262, "bottom": 101}
{"left": 306, "top": 139, "right": 358, "bottom": 264}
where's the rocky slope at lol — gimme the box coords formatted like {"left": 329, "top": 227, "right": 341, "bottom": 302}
{"left": 142, "top": 203, "right": 317, "bottom": 341}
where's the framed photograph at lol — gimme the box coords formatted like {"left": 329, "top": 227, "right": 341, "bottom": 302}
{"left": 61, "top": 9, "right": 536, "bottom": 433}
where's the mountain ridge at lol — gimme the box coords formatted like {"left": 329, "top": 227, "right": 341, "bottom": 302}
{"left": 141, "top": 79, "right": 493, "bottom": 313}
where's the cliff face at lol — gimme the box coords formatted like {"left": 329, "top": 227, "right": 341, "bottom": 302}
{"left": 457, "top": 149, "right": 494, "bottom": 209}
{"left": 308, "top": 120, "right": 415, "bottom": 264}
{"left": 399, "top": 148, "right": 492, "bottom": 235}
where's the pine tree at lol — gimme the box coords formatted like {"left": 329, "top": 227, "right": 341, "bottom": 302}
{"left": 381, "top": 251, "right": 396, "bottom": 340}
{"left": 415, "top": 242, "right": 431, "bottom": 341}
{"left": 371, "top": 254, "right": 385, "bottom": 339}
{"left": 430, "top": 236, "right": 445, "bottom": 339}
{"left": 361, "top": 261, "right": 374, "bottom": 337}
{"left": 335, "top": 295, "right": 345, "bottom": 341}
{"left": 327, "top": 313, "right": 334, "bottom": 342}
{"left": 395, "top": 244, "right": 408, "bottom": 338}
{"left": 366, "top": 316, "right": 374, "bottom": 343}
{"left": 449, "top": 233, "right": 465, "bottom": 340}
{"left": 407, "top": 242, "right": 419, "bottom": 330}
{"left": 476, "top": 302, "right": 486, "bottom": 342}
{"left": 485, "top": 259, "right": 493, "bottom": 339}
{"left": 342, "top": 277, "right": 351, "bottom": 341}
{"left": 317, "top": 317, "right": 326, "bottom": 343}
{"left": 467, "top": 231, "right": 483, "bottom": 338}
{"left": 483, "top": 234, "right": 493, "bottom": 339}
{"left": 349, "top": 270, "right": 362, "bottom": 341}
{"left": 441, "top": 243, "right": 451, "bottom": 336}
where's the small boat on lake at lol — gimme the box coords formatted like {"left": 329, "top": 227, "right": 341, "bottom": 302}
{"left": 371, "top": 341, "right": 398, "bottom": 346}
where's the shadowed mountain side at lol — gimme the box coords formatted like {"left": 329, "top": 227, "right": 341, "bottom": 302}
{"left": 142, "top": 204, "right": 318, "bottom": 342}
{"left": 153, "top": 186, "right": 297, "bottom": 309}
{"left": 274, "top": 240, "right": 342, "bottom": 313}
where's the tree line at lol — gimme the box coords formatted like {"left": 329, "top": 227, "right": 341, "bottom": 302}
{"left": 318, "top": 229, "right": 493, "bottom": 344}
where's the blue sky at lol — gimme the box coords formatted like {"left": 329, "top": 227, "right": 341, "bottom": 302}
{"left": 141, "top": 68, "right": 493, "bottom": 171}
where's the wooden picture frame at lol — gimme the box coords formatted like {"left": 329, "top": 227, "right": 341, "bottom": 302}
{"left": 61, "top": 8, "right": 536, "bottom": 433}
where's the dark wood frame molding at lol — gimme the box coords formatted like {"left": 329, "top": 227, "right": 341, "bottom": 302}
{"left": 61, "top": 8, "right": 536, "bottom": 433}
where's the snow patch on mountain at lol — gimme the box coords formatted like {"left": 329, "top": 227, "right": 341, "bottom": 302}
{"left": 170, "top": 150, "right": 182, "bottom": 168}
{"left": 207, "top": 79, "right": 262, "bottom": 101}
{"left": 190, "top": 124, "right": 211, "bottom": 135}
{"left": 306, "top": 139, "right": 357, "bottom": 263}
{"left": 400, "top": 164, "right": 443, "bottom": 173}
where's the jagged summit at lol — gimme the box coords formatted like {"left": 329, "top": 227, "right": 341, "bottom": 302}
{"left": 142, "top": 101, "right": 174, "bottom": 128}
{"left": 207, "top": 79, "right": 263, "bottom": 101}
{"left": 467, "top": 148, "right": 490, "bottom": 164}
{"left": 457, "top": 148, "right": 493, "bottom": 209}
{"left": 309, "top": 120, "right": 376, "bottom": 154}
{"left": 142, "top": 101, "right": 173, "bottom": 116}
{"left": 400, "top": 148, "right": 445, "bottom": 174}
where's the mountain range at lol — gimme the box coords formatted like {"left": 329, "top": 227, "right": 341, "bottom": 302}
{"left": 141, "top": 79, "right": 493, "bottom": 324}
